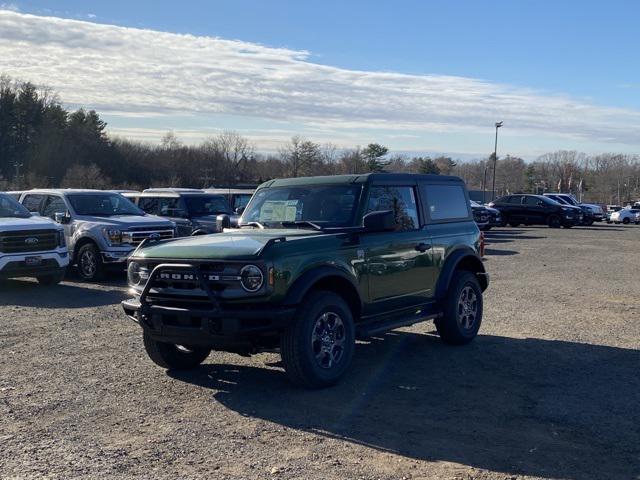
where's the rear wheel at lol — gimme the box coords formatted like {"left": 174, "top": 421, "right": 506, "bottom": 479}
{"left": 547, "top": 214, "right": 562, "bottom": 228}
{"left": 280, "top": 291, "right": 355, "bottom": 388}
{"left": 143, "top": 332, "right": 211, "bottom": 370}
{"left": 436, "top": 271, "right": 483, "bottom": 345}
{"left": 76, "top": 243, "right": 104, "bottom": 281}
{"left": 622, "top": 218, "right": 630, "bottom": 224}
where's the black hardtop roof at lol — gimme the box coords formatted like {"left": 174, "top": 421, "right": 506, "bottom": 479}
{"left": 259, "top": 173, "right": 465, "bottom": 189}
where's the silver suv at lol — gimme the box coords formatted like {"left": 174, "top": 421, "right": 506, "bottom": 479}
{"left": 19, "top": 190, "right": 175, "bottom": 281}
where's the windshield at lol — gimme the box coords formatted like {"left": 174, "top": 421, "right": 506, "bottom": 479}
{"left": 558, "top": 195, "right": 579, "bottom": 206}
{"left": 68, "top": 193, "right": 143, "bottom": 216}
{"left": 241, "top": 185, "right": 362, "bottom": 228}
{"left": 0, "top": 193, "right": 31, "bottom": 218}
{"left": 183, "top": 195, "right": 230, "bottom": 216}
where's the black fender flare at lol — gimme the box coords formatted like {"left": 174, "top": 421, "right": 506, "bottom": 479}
{"left": 282, "top": 265, "right": 363, "bottom": 315}
{"left": 435, "top": 247, "right": 488, "bottom": 301}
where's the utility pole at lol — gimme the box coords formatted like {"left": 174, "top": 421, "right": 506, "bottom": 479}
{"left": 491, "top": 121, "right": 503, "bottom": 202}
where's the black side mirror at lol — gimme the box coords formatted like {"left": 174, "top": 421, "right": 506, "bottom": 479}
{"left": 216, "top": 214, "right": 231, "bottom": 231}
{"left": 362, "top": 210, "right": 395, "bottom": 232}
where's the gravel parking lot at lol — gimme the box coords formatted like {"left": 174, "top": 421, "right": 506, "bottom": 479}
{"left": 1, "top": 223, "right": 639, "bottom": 480}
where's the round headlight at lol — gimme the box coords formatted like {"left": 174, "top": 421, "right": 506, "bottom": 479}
{"left": 128, "top": 261, "right": 142, "bottom": 286}
{"left": 240, "top": 264, "right": 263, "bottom": 292}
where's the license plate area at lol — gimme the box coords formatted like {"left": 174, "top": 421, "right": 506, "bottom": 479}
{"left": 25, "top": 256, "right": 42, "bottom": 266}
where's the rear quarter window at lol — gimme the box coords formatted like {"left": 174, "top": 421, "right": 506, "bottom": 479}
{"left": 422, "top": 184, "right": 470, "bottom": 221}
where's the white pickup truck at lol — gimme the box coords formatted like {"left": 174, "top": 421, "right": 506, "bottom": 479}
{"left": 0, "top": 192, "right": 69, "bottom": 284}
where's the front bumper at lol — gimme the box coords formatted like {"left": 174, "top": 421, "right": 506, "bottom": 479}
{"left": 121, "top": 262, "right": 295, "bottom": 346}
{"left": 122, "top": 297, "right": 296, "bottom": 346}
{"left": 101, "top": 248, "right": 135, "bottom": 264}
{"left": 0, "top": 250, "right": 69, "bottom": 279}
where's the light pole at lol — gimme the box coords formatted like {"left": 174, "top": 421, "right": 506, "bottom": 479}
{"left": 491, "top": 121, "right": 503, "bottom": 202}
{"left": 482, "top": 164, "right": 488, "bottom": 204}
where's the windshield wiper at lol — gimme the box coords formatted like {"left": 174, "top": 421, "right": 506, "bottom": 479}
{"left": 240, "top": 221, "right": 265, "bottom": 229}
{"left": 280, "top": 220, "right": 323, "bottom": 231}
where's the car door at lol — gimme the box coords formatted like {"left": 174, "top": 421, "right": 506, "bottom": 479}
{"left": 360, "top": 183, "right": 433, "bottom": 314}
{"left": 523, "top": 195, "right": 545, "bottom": 224}
{"left": 41, "top": 195, "right": 74, "bottom": 243}
{"left": 507, "top": 195, "right": 525, "bottom": 223}
{"left": 157, "top": 196, "right": 192, "bottom": 236}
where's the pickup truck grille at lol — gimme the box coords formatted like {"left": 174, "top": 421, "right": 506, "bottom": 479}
{"left": 0, "top": 229, "right": 58, "bottom": 254}
{"left": 124, "top": 227, "right": 174, "bottom": 245}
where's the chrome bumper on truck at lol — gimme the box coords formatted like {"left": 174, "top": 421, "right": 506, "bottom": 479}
{"left": 121, "top": 263, "right": 295, "bottom": 347}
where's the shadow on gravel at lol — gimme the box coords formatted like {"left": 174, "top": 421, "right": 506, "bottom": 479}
{"left": 0, "top": 279, "right": 126, "bottom": 308}
{"left": 171, "top": 333, "right": 640, "bottom": 480}
{"left": 484, "top": 248, "right": 519, "bottom": 256}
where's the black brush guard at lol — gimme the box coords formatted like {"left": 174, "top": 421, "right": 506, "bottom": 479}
{"left": 122, "top": 263, "right": 296, "bottom": 346}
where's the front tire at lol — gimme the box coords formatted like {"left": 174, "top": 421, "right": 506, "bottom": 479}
{"left": 76, "top": 243, "right": 104, "bottom": 281}
{"left": 436, "top": 271, "right": 483, "bottom": 345}
{"left": 547, "top": 214, "right": 562, "bottom": 228}
{"left": 280, "top": 291, "right": 355, "bottom": 388}
{"left": 143, "top": 332, "right": 211, "bottom": 370}
{"left": 622, "top": 218, "right": 630, "bottom": 224}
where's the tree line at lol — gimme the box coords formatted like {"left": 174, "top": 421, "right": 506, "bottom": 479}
{"left": 1, "top": 75, "right": 638, "bottom": 204}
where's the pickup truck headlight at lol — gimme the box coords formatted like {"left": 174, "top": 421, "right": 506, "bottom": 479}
{"left": 240, "top": 264, "right": 263, "bottom": 292}
{"left": 102, "top": 228, "right": 122, "bottom": 246}
{"left": 57, "top": 230, "right": 66, "bottom": 247}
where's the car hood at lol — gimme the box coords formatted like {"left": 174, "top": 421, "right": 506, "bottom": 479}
{"left": 0, "top": 215, "right": 63, "bottom": 232}
{"left": 75, "top": 214, "right": 174, "bottom": 228}
{"left": 136, "top": 228, "right": 320, "bottom": 260}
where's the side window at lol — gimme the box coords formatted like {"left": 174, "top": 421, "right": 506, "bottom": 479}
{"left": 366, "top": 186, "right": 419, "bottom": 231}
{"left": 524, "top": 196, "right": 540, "bottom": 206}
{"left": 158, "top": 197, "right": 187, "bottom": 217}
{"left": 508, "top": 195, "right": 524, "bottom": 204}
{"left": 22, "top": 194, "right": 44, "bottom": 213}
{"left": 42, "top": 195, "right": 68, "bottom": 219}
{"left": 138, "top": 197, "right": 159, "bottom": 215}
{"left": 233, "top": 195, "right": 251, "bottom": 210}
{"left": 423, "top": 184, "right": 470, "bottom": 221}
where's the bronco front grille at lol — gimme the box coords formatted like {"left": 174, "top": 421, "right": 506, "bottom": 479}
{"left": 0, "top": 229, "right": 58, "bottom": 253}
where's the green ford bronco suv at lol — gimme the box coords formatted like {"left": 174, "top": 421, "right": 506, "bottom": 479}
{"left": 122, "top": 173, "right": 488, "bottom": 388}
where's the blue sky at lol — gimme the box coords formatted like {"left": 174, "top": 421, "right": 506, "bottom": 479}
{"left": 1, "top": 1, "right": 639, "bottom": 158}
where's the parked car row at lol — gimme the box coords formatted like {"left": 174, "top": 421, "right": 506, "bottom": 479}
{"left": 1, "top": 187, "right": 260, "bottom": 283}
{"left": 487, "top": 194, "right": 583, "bottom": 228}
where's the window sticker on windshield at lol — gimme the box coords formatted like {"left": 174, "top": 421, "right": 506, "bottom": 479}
{"left": 260, "top": 200, "right": 299, "bottom": 222}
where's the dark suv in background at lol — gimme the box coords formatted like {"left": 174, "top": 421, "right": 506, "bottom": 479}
{"left": 126, "top": 189, "right": 232, "bottom": 237}
{"left": 489, "top": 194, "right": 582, "bottom": 228}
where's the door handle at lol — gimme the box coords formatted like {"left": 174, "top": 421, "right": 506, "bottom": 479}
{"left": 415, "top": 242, "right": 431, "bottom": 252}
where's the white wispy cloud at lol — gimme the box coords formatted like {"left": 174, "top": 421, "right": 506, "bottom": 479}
{"left": 0, "top": 10, "right": 639, "bottom": 153}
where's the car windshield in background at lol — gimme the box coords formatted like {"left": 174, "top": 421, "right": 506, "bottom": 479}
{"left": 183, "top": 195, "right": 230, "bottom": 216}
{"left": 68, "top": 193, "right": 143, "bottom": 216}
{"left": 242, "top": 185, "right": 362, "bottom": 228}
{"left": 0, "top": 193, "right": 31, "bottom": 218}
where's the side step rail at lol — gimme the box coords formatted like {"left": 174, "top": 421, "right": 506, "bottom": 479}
{"left": 356, "top": 304, "right": 443, "bottom": 339}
